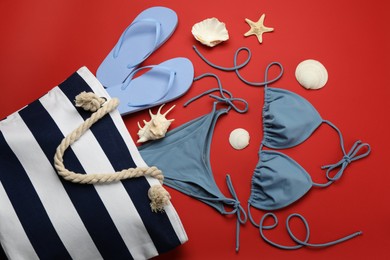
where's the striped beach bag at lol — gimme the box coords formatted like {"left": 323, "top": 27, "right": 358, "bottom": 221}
{"left": 0, "top": 67, "right": 187, "bottom": 259}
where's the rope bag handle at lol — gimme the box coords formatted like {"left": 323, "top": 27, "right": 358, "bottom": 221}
{"left": 53, "top": 91, "right": 170, "bottom": 212}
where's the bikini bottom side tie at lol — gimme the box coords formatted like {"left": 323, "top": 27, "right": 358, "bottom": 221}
{"left": 191, "top": 175, "right": 247, "bottom": 252}
{"left": 225, "top": 174, "right": 248, "bottom": 252}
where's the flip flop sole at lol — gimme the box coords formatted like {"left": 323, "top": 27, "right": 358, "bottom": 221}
{"left": 106, "top": 57, "right": 194, "bottom": 115}
{"left": 97, "top": 7, "right": 178, "bottom": 88}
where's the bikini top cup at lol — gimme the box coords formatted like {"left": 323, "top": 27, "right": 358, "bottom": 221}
{"left": 262, "top": 87, "right": 322, "bottom": 149}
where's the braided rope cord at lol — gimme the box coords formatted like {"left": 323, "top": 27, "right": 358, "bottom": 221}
{"left": 53, "top": 92, "right": 169, "bottom": 211}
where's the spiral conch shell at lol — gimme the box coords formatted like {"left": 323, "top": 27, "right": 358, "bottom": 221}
{"left": 137, "top": 104, "right": 175, "bottom": 143}
{"left": 191, "top": 18, "right": 229, "bottom": 47}
{"left": 295, "top": 59, "right": 328, "bottom": 90}
{"left": 229, "top": 128, "right": 250, "bottom": 150}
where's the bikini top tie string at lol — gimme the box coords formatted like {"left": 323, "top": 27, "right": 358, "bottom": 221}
{"left": 184, "top": 73, "right": 249, "bottom": 114}
{"left": 192, "top": 45, "right": 251, "bottom": 71}
{"left": 315, "top": 140, "right": 371, "bottom": 187}
{"left": 259, "top": 212, "right": 362, "bottom": 249}
{"left": 193, "top": 45, "right": 284, "bottom": 87}
{"left": 312, "top": 120, "right": 371, "bottom": 188}
{"left": 247, "top": 205, "right": 362, "bottom": 250}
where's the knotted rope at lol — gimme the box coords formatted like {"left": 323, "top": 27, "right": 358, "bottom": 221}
{"left": 74, "top": 91, "right": 106, "bottom": 112}
{"left": 54, "top": 91, "right": 170, "bottom": 212}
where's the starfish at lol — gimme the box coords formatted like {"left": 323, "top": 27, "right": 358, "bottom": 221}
{"left": 244, "top": 14, "right": 274, "bottom": 43}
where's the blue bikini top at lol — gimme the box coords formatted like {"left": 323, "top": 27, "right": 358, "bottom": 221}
{"left": 194, "top": 46, "right": 371, "bottom": 249}
{"left": 249, "top": 62, "right": 370, "bottom": 211}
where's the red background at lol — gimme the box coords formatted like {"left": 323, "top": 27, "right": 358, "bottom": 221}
{"left": 0, "top": 0, "right": 389, "bottom": 259}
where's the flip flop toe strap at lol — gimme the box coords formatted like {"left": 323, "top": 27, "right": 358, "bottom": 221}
{"left": 113, "top": 18, "right": 162, "bottom": 69}
{"left": 121, "top": 65, "right": 176, "bottom": 107}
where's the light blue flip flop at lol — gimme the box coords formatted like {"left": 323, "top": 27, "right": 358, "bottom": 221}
{"left": 106, "top": 57, "right": 194, "bottom": 115}
{"left": 96, "top": 6, "right": 178, "bottom": 88}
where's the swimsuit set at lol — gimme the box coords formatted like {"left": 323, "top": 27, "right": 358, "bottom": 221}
{"left": 138, "top": 47, "right": 371, "bottom": 251}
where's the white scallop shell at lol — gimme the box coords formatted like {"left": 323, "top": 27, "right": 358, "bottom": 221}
{"left": 191, "top": 18, "right": 229, "bottom": 47}
{"left": 229, "top": 128, "right": 250, "bottom": 150}
{"left": 137, "top": 104, "right": 175, "bottom": 143}
{"left": 295, "top": 59, "right": 328, "bottom": 90}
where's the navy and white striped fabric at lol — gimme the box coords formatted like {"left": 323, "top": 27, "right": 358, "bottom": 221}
{"left": 0, "top": 67, "right": 187, "bottom": 260}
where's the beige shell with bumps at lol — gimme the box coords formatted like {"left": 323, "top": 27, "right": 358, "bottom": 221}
{"left": 137, "top": 104, "right": 175, "bottom": 143}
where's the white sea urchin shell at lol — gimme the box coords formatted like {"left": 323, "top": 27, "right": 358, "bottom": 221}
{"left": 229, "top": 128, "right": 250, "bottom": 150}
{"left": 137, "top": 104, "right": 175, "bottom": 143}
{"left": 191, "top": 18, "right": 229, "bottom": 47}
{"left": 295, "top": 59, "right": 328, "bottom": 90}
